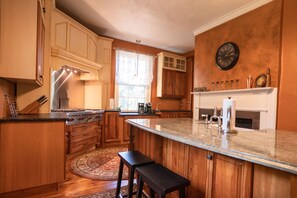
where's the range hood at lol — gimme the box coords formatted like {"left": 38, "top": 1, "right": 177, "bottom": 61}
{"left": 51, "top": 47, "right": 102, "bottom": 81}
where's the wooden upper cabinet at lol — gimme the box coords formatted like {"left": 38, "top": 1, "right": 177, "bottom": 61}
{"left": 157, "top": 52, "right": 187, "bottom": 98}
{"left": 97, "top": 37, "right": 113, "bottom": 66}
{"left": 0, "top": 0, "right": 45, "bottom": 85}
{"left": 51, "top": 9, "right": 111, "bottom": 70}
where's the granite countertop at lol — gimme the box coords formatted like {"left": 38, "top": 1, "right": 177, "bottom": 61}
{"left": 120, "top": 112, "right": 159, "bottom": 116}
{"left": 126, "top": 118, "right": 297, "bottom": 175}
{"left": 0, "top": 112, "right": 70, "bottom": 122}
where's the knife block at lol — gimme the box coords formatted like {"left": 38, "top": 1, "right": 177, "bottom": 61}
{"left": 19, "top": 96, "right": 47, "bottom": 115}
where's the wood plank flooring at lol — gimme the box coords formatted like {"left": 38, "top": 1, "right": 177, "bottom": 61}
{"left": 34, "top": 154, "right": 129, "bottom": 198}
{"left": 0, "top": 152, "right": 128, "bottom": 198}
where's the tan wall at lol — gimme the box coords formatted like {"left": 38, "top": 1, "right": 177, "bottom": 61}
{"left": 111, "top": 39, "right": 193, "bottom": 111}
{"left": 277, "top": 0, "right": 297, "bottom": 131}
{"left": 194, "top": 0, "right": 282, "bottom": 90}
{"left": 0, "top": 78, "right": 15, "bottom": 117}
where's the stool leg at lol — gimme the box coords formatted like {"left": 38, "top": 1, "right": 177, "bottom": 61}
{"left": 136, "top": 176, "right": 144, "bottom": 198}
{"left": 149, "top": 187, "right": 155, "bottom": 198}
{"left": 179, "top": 187, "right": 186, "bottom": 198}
{"left": 159, "top": 192, "right": 165, "bottom": 198}
{"left": 127, "top": 168, "right": 135, "bottom": 198}
{"left": 115, "top": 159, "right": 124, "bottom": 198}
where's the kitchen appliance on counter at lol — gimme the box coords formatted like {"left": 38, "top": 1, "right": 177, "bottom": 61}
{"left": 145, "top": 103, "right": 153, "bottom": 114}
{"left": 138, "top": 103, "right": 145, "bottom": 114}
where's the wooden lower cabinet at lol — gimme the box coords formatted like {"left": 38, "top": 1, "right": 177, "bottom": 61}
{"left": 130, "top": 126, "right": 253, "bottom": 198}
{"left": 207, "top": 152, "right": 252, "bottom": 198}
{"left": 0, "top": 121, "right": 65, "bottom": 193}
{"left": 103, "top": 112, "right": 120, "bottom": 145}
{"left": 253, "top": 164, "right": 297, "bottom": 198}
{"left": 68, "top": 121, "right": 101, "bottom": 154}
{"left": 157, "top": 111, "right": 192, "bottom": 118}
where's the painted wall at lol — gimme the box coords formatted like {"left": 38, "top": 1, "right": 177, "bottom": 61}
{"left": 0, "top": 78, "right": 15, "bottom": 117}
{"left": 194, "top": 0, "right": 282, "bottom": 90}
{"left": 277, "top": 0, "right": 297, "bottom": 131}
{"left": 111, "top": 39, "right": 193, "bottom": 111}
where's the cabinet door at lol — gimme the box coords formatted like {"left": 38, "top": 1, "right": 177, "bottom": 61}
{"left": 178, "top": 112, "right": 192, "bottom": 118}
{"left": 0, "top": 0, "right": 44, "bottom": 85}
{"left": 162, "top": 69, "right": 174, "bottom": 97}
{"left": 104, "top": 112, "right": 120, "bottom": 143}
{"left": 0, "top": 122, "right": 65, "bottom": 193}
{"left": 207, "top": 153, "right": 253, "bottom": 198}
{"left": 174, "top": 71, "right": 186, "bottom": 97}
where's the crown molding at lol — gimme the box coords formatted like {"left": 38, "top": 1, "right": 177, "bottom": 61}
{"left": 193, "top": 0, "right": 273, "bottom": 36}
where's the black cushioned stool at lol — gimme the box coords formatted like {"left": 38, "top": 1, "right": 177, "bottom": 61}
{"left": 136, "top": 163, "right": 190, "bottom": 198}
{"left": 116, "top": 151, "right": 154, "bottom": 198}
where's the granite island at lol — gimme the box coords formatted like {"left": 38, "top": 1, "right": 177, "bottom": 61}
{"left": 127, "top": 118, "right": 297, "bottom": 198}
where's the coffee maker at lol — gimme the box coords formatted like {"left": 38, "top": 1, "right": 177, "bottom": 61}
{"left": 145, "top": 103, "right": 152, "bottom": 114}
{"left": 138, "top": 103, "right": 145, "bottom": 114}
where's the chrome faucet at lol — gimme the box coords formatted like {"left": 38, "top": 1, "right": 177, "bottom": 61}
{"left": 209, "top": 106, "right": 222, "bottom": 130}
{"left": 201, "top": 114, "right": 209, "bottom": 127}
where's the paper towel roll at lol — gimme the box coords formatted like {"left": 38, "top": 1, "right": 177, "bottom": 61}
{"left": 222, "top": 98, "right": 236, "bottom": 132}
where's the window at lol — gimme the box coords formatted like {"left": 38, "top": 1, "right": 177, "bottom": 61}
{"left": 115, "top": 49, "right": 154, "bottom": 111}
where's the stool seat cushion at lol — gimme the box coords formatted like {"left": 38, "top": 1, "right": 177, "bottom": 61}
{"left": 118, "top": 151, "right": 154, "bottom": 167}
{"left": 136, "top": 163, "right": 190, "bottom": 194}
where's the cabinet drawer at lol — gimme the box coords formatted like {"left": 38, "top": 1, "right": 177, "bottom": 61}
{"left": 70, "top": 131, "right": 98, "bottom": 143}
{"left": 70, "top": 124, "right": 97, "bottom": 136}
{"left": 70, "top": 137, "right": 97, "bottom": 153}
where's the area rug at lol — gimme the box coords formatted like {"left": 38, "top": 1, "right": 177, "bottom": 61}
{"left": 70, "top": 146, "right": 129, "bottom": 180}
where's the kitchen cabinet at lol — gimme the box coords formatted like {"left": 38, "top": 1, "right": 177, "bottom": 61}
{"left": 157, "top": 111, "right": 192, "bottom": 118}
{"left": 0, "top": 0, "right": 45, "bottom": 85}
{"left": 103, "top": 112, "right": 120, "bottom": 145}
{"left": 68, "top": 121, "right": 101, "bottom": 154}
{"left": 121, "top": 115, "right": 158, "bottom": 143}
{"left": 131, "top": 127, "right": 253, "bottom": 198}
{"left": 206, "top": 152, "right": 252, "bottom": 198}
{"left": 0, "top": 121, "right": 65, "bottom": 193}
{"left": 157, "top": 52, "right": 187, "bottom": 98}
{"left": 51, "top": 9, "right": 102, "bottom": 70}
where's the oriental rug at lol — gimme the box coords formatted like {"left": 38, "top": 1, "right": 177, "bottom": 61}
{"left": 70, "top": 146, "right": 128, "bottom": 180}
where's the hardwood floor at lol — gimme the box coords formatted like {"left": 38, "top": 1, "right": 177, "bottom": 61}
{"left": 1, "top": 153, "right": 128, "bottom": 198}
{"left": 34, "top": 154, "right": 129, "bottom": 198}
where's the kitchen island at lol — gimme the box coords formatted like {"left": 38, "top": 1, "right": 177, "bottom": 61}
{"left": 127, "top": 118, "right": 297, "bottom": 198}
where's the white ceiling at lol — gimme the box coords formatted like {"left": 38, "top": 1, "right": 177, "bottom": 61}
{"left": 55, "top": 0, "right": 272, "bottom": 53}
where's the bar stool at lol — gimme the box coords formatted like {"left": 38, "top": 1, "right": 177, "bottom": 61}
{"left": 136, "top": 163, "right": 190, "bottom": 198}
{"left": 116, "top": 151, "right": 154, "bottom": 198}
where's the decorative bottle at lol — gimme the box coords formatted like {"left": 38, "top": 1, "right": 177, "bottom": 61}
{"left": 247, "top": 74, "right": 253, "bottom": 88}
{"left": 266, "top": 68, "right": 271, "bottom": 87}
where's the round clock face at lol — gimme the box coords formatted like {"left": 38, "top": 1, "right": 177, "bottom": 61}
{"left": 215, "top": 42, "right": 240, "bottom": 70}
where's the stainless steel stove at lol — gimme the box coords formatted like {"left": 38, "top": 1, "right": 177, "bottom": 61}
{"left": 65, "top": 110, "right": 104, "bottom": 125}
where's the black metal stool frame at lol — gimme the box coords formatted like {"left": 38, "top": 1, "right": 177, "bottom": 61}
{"left": 115, "top": 151, "right": 155, "bottom": 198}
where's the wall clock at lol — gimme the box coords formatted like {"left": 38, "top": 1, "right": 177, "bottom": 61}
{"left": 215, "top": 42, "right": 240, "bottom": 70}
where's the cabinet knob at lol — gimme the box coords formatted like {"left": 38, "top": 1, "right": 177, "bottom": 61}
{"left": 207, "top": 154, "right": 213, "bottom": 160}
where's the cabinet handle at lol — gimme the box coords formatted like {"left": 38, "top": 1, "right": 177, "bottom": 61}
{"left": 207, "top": 154, "right": 213, "bottom": 160}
